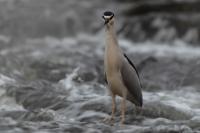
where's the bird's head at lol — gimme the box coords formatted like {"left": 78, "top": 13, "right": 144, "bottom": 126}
{"left": 102, "top": 11, "right": 114, "bottom": 26}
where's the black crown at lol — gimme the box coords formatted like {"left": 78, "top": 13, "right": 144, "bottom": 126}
{"left": 103, "top": 11, "right": 114, "bottom": 17}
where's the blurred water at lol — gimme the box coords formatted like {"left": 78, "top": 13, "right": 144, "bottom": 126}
{"left": 0, "top": 33, "right": 200, "bottom": 132}
{"left": 0, "top": 0, "right": 200, "bottom": 132}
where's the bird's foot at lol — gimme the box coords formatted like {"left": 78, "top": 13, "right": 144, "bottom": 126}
{"left": 120, "top": 116, "right": 125, "bottom": 128}
{"left": 120, "top": 123, "right": 125, "bottom": 128}
{"left": 102, "top": 116, "right": 114, "bottom": 126}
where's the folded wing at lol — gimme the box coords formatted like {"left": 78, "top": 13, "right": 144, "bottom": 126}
{"left": 121, "top": 54, "right": 143, "bottom": 107}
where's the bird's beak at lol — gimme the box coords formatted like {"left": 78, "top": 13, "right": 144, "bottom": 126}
{"left": 104, "top": 19, "right": 109, "bottom": 25}
{"left": 102, "top": 16, "right": 109, "bottom": 25}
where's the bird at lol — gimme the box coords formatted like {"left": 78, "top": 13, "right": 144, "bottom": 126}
{"left": 102, "top": 11, "right": 143, "bottom": 125}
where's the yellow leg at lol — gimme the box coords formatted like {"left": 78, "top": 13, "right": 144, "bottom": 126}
{"left": 120, "top": 96, "right": 126, "bottom": 126}
{"left": 110, "top": 94, "right": 116, "bottom": 122}
{"left": 103, "top": 94, "right": 116, "bottom": 125}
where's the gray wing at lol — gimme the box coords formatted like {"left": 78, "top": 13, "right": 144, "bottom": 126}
{"left": 121, "top": 54, "right": 143, "bottom": 107}
{"left": 104, "top": 73, "right": 107, "bottom": 84}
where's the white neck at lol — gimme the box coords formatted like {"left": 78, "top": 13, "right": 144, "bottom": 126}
{"left": 104, "top": 22, "right": 122, "bottom": 74}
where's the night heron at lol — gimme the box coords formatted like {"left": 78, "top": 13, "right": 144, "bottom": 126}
{"left": 102, "top": 11, "right": 143, "bottom": 125}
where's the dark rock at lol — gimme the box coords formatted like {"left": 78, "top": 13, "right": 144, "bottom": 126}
{"left": 77, "top": 69, "right": 96, "bottom": 82}
{"left": 6, "top": 80, "right": 70, "bottom": 110}
{"left": 63, "top": 125, "right": 85, "bottom": 133}
{"left": 0, "top": 111, "right": 28, "bottom": 120}
{"left": 28, "top": 60, "right": 69, "bottom": 82}
{"left": 118, "top": 0, "right": 200, "bottom": 44}
{"left": 123, "top": 1, "right": 200, "bottom": 16}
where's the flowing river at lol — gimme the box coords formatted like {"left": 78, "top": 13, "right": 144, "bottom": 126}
{"left": 0, "top": 0, "right": 200, "bottom": 132}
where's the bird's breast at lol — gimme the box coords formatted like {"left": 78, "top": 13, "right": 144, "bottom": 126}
{"left": 108, "top": 72, "right": 127, "bottom": 96}
{"left": 104, "top": 44, "right": 125, "bottom": 96}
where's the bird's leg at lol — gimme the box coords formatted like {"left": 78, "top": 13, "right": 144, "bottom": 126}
{"left": 103, "top": 94, "right": 116, "bottom": 125}
{"left": 120, "top": 94, "right": 126, "bottom": 126}
{"left": 110, "top": 94, "right": 116, "bottom": 122}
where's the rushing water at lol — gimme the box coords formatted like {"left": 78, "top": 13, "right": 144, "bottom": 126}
{"left": 0, "top": 33, "right": 200, "bottom": 132}
{"left": 0, "top": 0, "right": 200, "bottom": 133}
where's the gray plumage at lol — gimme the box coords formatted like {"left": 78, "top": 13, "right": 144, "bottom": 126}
{"left": 121, "top": 54, "right": 143, "bottom": 106}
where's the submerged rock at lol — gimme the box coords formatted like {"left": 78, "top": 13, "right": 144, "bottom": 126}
{"left": 6, "top": 80, "right": 70, "bottom": 110}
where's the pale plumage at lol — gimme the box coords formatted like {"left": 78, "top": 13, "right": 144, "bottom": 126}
{"left": 102, "top": 11, "right": 143, "bottom": 125}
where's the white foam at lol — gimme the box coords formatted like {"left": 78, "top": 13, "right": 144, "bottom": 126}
{"left": 0, "top": 74, "right": 15, "bottom": 86}
{"left": 59, "top": 67, "right": 80, "bottom": 90}
{"left": 144, "top": 86, "right": 200, "bottom": 116}
{"left": 57, "top": 33, "right": 200, "bottom": 59}
{"left": 77, "top": 110, "right": 108, "bottom": 120}
{"left": 119, "top": 39, "right": 200, "bottom": 58}
{"left": 0, "top": 93, "right": 25, "bottom": 111}
{"left": 22, "top": 33, "right": 200, "bottom": 60}
{"left": 0, "top": 74, "right": 24, "bottom": 111}
{"left": 59, "top": 68, "right": 92, "bottom": 101}
{"left": 58, "top": 67, "right": 108, "bottom": 102}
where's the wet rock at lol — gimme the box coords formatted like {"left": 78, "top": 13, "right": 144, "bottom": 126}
{"left": 77, "top": 111, "right": 107, "bottom": 123}
{"left": 77, "top": 68, "right": 97, "bottom": 82}
{"left": 139, "top": 56, "right": 200, "bottom": 91}
{"left": 27, "top": 60, "right": 69, "bottom": 82}
{"left": 80, "top": 97, "right": 112, "bottom": 114}
{"left": 19, "top": 109, "right": 55, "bottom": 122}
{"left": 0, "top": 111, "right": 27, "bottom": 120}
{"left": 142, "top": 101, "right": 191, "bottom": 120}
{"left": 6, "top": 80, "right": 70, "bottom": 110}
{"left": 62, "top": 124, "right": 85, "bottom": 133}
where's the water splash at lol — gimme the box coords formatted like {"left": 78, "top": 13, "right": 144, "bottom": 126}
{"left": 0, "top": 74, "right": 15, "bottom": 86}
{"left": 0, "top": 74, "right": 24, "bottom": 111}
{"left": 143, "top": 86, "right": 200, "bottom": 116}
{"left": 119, "top": 39, "right": 200, "bottom": 58}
